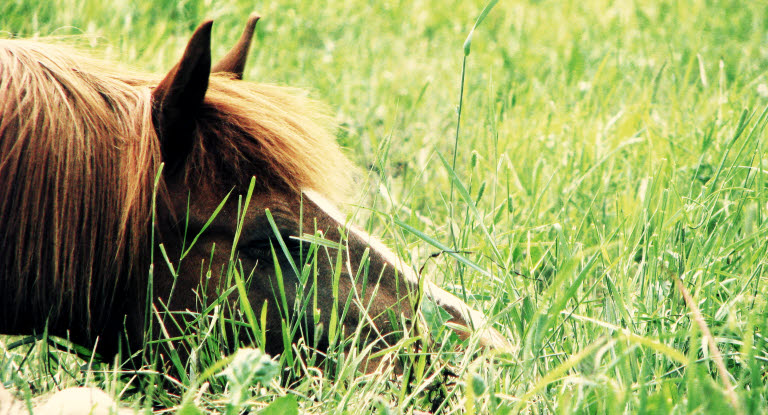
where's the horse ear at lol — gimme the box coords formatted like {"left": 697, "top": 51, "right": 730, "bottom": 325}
{"left": 211, "top": 13, "right": 260, "bottom": 79}
{"left": 152, "top": 20, "right": 213, "bottom": 173}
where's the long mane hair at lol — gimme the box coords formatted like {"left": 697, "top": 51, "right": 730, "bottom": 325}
{"left": 0, "top": 38, "right": 354, "bottom": 333}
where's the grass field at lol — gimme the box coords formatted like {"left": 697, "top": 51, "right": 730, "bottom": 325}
{"left": 2, "top": 0, "right": 768, "bottom": 413}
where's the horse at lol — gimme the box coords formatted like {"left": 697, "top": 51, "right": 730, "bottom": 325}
{"left": 0, "top": 16, "right": 509, "bottom": 371}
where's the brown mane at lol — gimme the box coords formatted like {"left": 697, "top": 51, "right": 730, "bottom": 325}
{"left": 0, "top": 38, "right": 354, "bottom": 332}
{"left": 190, "top": 78, "right": 355, "bottom": 198}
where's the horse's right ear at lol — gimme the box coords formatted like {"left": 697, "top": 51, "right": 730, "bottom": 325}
{"left": 152, "top": 20, "right": 213, "bottom": 173}
{"left": 212, "top": 13, "right": 260, "bottom": 79}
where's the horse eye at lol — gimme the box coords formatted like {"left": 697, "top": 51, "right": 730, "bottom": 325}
{"left": 243, "top": 232, "right": 302, "bottom": 260}
{"left": 242, "top": 239, "right": 273, "bottom": 259}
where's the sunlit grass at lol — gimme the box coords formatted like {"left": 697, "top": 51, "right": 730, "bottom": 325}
{"left": 2, "top": 0, "right": 768, "bottom": 413}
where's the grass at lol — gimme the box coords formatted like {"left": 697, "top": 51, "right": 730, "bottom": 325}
{"left": 2, "top": 0, "right": 768, "bottom": 413}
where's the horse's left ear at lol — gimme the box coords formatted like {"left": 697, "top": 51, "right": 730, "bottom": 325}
{"left": 212, "top": 13, "right": 260, "bottom": 79}
{"left": 152, "top": 20, "right": 213, "bottom": 173}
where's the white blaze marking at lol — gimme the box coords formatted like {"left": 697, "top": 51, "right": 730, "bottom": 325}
{"left": 302, "top": 189, "right": 420, "bottom": 285}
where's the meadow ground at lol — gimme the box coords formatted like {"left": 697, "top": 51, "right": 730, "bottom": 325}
{"left": 2, "top": 0, "right": 768, "bottom": 413}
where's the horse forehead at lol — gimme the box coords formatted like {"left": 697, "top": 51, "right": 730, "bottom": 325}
{"left": 179, "top": 186, "right": 284, "bottom": 227}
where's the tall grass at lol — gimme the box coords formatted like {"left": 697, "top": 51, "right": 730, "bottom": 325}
{"left": 2, "top": 0, "right": 768, "bottom": 413}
